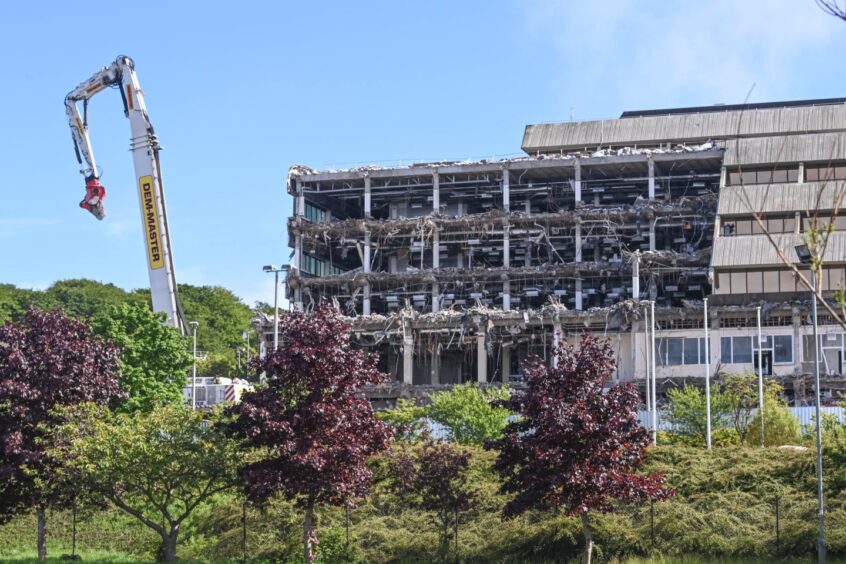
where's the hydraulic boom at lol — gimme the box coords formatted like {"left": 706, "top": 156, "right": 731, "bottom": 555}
{"left": 65, "top": 56, "right": 185, "bottom": 334}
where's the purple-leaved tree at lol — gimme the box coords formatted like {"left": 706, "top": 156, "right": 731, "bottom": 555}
{"left": 228, "top": 303, "right": 393, "bottom": 563}
{"left": 389, "top": 438, "right": 475, "bottom": 559}
{"left": 0, "top": 308, "right": 121, "bottom": 560}
{"left": 487, "top": 334, "right": 673, "bottom": 564}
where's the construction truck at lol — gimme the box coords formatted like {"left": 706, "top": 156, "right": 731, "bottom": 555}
{"left": 65, "top": 55, "right": 185, "bottom": 333}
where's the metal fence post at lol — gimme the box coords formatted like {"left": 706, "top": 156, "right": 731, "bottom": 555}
{"left": 650, "top": 499, "right": 655, "bottom": 547}
{"left": 776, "top": 496, "right": 781, "bottom": 556}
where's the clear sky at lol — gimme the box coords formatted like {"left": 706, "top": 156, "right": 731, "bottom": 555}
{"left": 1, "top": 0, "right": 845, "bottom": 307}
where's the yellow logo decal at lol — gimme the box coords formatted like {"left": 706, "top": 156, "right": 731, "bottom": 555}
{"left": 139, "top": 175, "right": 164, "bottom": 270}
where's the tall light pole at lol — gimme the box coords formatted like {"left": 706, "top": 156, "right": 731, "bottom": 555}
{"left": 796, "top": 243, "right": 825, "bottom": 563}
{"left": 189, "top": 321, "right": 199, "bottom": 411}
{"left": 703, "top": 298, "right": 712, "bottom": 450}
{"left": 650, "top": 300, "right": 657, "bottom": 444}
{"left": 263, "top": 265, "right": 283, "bottom": 350}
{"left": 757, "top": 306, "right": 765, "bottom": 447}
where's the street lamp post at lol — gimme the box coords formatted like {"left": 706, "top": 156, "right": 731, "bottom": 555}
{"left": 796, "top": 243, "right": 825, "bottom": 563}
{"left": 704, "top": 298, "right": 712, "bottom": 450}
{"left": 189, "top": 321, "right": 199, "bottom": 411}
{"left": 263, "top": 265, "right": 283, "bottom": 351}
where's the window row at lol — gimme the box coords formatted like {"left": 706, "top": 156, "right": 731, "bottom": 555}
{"left": 302, "top": 254, "right": 344, "bottom": 277}
{"left": 304, "top": 202, "right": 329, "bottom": 223}
{"left": 720, "top": 335, "right": 793, "bottom": 364}
{"left": 722, "top": 217, "right": 796, "bottom": 236}
{"left": 805, "top": 165, "right": 846, "bottom": 182}
{"left": 656, "top": 334, "right": 794, "bottom": 366}
{"left": 716, "top": 268, "right": 845, "bottom": 295}
{"left": 726, "top": 167, "right": 799, "bottom": 186}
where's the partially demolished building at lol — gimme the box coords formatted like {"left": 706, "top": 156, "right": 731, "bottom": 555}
{"left": 281, "top": 98, "right": 846, "bottom": 403}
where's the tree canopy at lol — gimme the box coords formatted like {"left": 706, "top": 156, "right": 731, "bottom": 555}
{"left": 228, "top": 303, "right": 393, "bottom": 564}
{"left": 92, "top": 303, "right": 193, "bottom": 413}
{"left": 0, "top": 308, "right": 122, "bottom": 559}
{"left": 488, "top": 334, "right": 672, "bottom": 564}
{"left": 52, "top": 405, "right": 241, "bottom": 562}
{"left": 0, "top": 280, "right": 258, "bottom": 375}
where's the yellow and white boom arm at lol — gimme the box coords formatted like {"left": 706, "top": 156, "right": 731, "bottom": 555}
{"left": 65, "top": 56, "right": 185, "bottom": 334}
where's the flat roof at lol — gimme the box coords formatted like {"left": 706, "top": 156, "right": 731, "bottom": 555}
{"left": 621, "top": 97, "right": 846, "bottom": 119}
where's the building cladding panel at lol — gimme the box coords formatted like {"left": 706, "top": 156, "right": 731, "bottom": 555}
{"left": 710, "top": 232, "right": 846, "bottom": 268}
{"left": 717, "top": 181, "right": 846, "bottom": 216}
{"left": 278, "top": 97, "right": 846, "bottom": 400}
{"left": 521, "top": 101, "right": 846, "bottom": 154}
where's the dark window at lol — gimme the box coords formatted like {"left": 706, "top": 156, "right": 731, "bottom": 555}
{"left": 721, "top": 337, "right": 732, "bottom": 363}
{"left": 733, "top": 336, "right": 753, "bottom": 363}
{"left": 774, "top": 335, "right": 793, "bottom": 363}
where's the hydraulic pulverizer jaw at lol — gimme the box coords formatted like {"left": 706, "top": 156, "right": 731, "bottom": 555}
{"left": 80, "top": 175, "right": 107, "bottom": 220}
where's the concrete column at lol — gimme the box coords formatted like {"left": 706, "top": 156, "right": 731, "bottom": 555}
{"left": 648, "top": 157, "right": 656, "bottom": 199}
{"left": 632, "top": 252, "right": 640, "bottom": 300}
{"left": 798, "top": 162, "right": 805, "bottom": 184}
{"left": 714, "top": 215, "right": 722, "bottom": 238}
{"left": 574, "top": 159, "right": 582, "bottom": 204}
{"left": 503, "top": 228, "right": 510, "bottom": 267}
{"left": 795, "top": 211, "right": 802, "bottom": 235}
{"left": 575, "top": 278, "right": 583, "bottom": 311}
{"left": 363, "top": 283, "right": 371, "bottom": 315}
{"left": 364, "top": 176, "right": 372, "bottom": 218}
{"left": 502, "top": 169, "right": 510, "bottom": 212}
{"left": 433, "top": 229, "right": 440, "bottom": 269}
{"left": 524, "top": 199, "right": 531, "bottom": 214}
{"left": 403, "top": 325, "right": 414, "bottom": 385}
{"left": 649, "top": 220, "right": 656, "bottom": 251}
{"left": 476, "top": 332, "right": 487, "bottom": 383}
{"left": 294, "top": 234, "right": 303, "bottom": 271}
{"left": 457, "top": 201, "right": 465, "bottom": 218}
{"left": 432, "top": 171, "right": 440, "bottom": 214}
{"left": 363, "top": 231, "right": 371, "bottom": 273}
{"left": 719, "top": 166, "right": 727, "bottom": 188}
{"left": 576, "top": 278, "right": 582, "bottom": 311}
{"left": 430, "top": 346, "right": 440, "bottom": 385}
{"left": 502, "top": 346, "right": 511, "bottom": 382}
{"left": 503, "top": 280, "right": 511, "bottom": 311}
{"left": 792, "top": 307, "right": 802, "bottom": 375}
{"left": 296, "top": 180, "right": 305, "bottom": 218}
{"left": 575, "top": 223, "right": 582, "bottom": 262}
{"left": 456, "top": 252, "right": 464, "bottom": 269}
{"left": 294, "top": 287, "right": 303, "bottom": 312}
{"left": 432, "top": 282, "right": 439, "bottom": 313}
{"left": 552, "top": 322, "right": 562, "bottom": 368}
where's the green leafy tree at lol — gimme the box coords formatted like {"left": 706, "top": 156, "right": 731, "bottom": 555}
{"left": 137, "top": 285, "right": 255, "bottom": 366}
{"left": 42, "top": 279, "right": 145, "bottom": 320}
{"left": 664, "top": 385, "right": 733, "bottom": 444}
{"left": 377, "top": 398, "right": 428, "bottom": 440}
{"left": 747, "top": 385, "right": 801, "bottom": 446}
{"left": 428, "top": 384, "right": 512, "bottom": 445}
{"left": 52, "top": 405, "right": 241, "bottom": 562}
{"left": 378, "top": 385, "right": 512, "bottom": 445}
{"left": 0, "top": 284, "right": 41, "bottom": 323}
{"left": 92, "top": 303, "right": 192, "bottom": 412}
{"left": 197, "top": 351, "right": 237, "bottom": 378}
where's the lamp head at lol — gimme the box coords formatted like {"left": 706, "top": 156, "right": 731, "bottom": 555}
{"left": 262, "top": 265, "right": 277, "bottom": 272}
{"left": 795, "top": 244, "right": 813, "bottom": 265}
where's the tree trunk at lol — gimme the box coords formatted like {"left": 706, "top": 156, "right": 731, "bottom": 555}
{"left": 581, "top": 513, "right": 593, "bottom": 564}
{"left": 303, "top": 502, "right": 317, "bottom": 564}
{"left": 160, "top": 530, "right": 179, "bottom": 562}
{"left": 441, "top": 511, "right": 450, "bottom": 559}
{"left": 36, "top": 506, "right": 47, "bottom": 561}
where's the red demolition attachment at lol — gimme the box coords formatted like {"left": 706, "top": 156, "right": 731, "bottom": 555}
{"left": 80, "top": 176, "right": 107, "bottom": 220}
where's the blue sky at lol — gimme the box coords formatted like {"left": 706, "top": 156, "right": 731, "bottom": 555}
{"left": 1, "top": 0, "right": 845, "bottom": 306}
